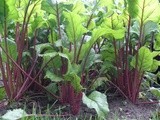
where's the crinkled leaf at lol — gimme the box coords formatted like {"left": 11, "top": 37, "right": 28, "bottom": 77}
{"left": 80, "top": 27, "right": 107, "bottom": 60}
{"left": 150, "top": 87, "right": 160, "bottom": 99}
{"left": 152, "top": 51, "right": 160, "bottom": 58}
{"left": 82, "top": 91, "right": 109, "bottom": 119}
{"left": 41, "top": 0, "right": 73, "bottom": 15}
{"left": 131, "top": 47, "right": 153, "bottom": 72}
{"left": 72, "top": 1, "right": 86, "bottom": 13}
{"left": 64, "top": 11, "right": 87, "bottom": 43}
{"left": 150, "top": 52, "right": 160, "bottom": 72}
{"left": 91, "top": 77, "right": 109, "bottom": 90}
{"left": 34, "top": 43, "right": 53, "bottom": 54}
{"left": 99, "top": 0, "right": 114, "bottom": 12}
{"left": 151, "top": 60, "right": 160, "bottom": 72}
{"left": 101, "top": 13, "right": 125, "bottom": 39}
{"left": 105, "top": 28, "right": 125, "bottom": 39}
{"left": 143, "top": 21, "right": 159, "bottom": 37}
{"left": 39, "top": 52, "right": 58, "bottom": 63}
{"left": 6, "top": 0, "right": 18, "bottom": 21}
{"left": 31, "top": 16, "right": 46, "bottom": 31}
{"left": 127, "top": 0, "right": 139, "bottom": 18}
{"left": 64, "top": 72, "right": 82, "bottom": 92}
{"left": 131, "top": 20, "right": 159, "bottom": 38}
{"left": 101, "top": 13, "right": 124, "bottom": 30}
{"left": 39, "top": 52, "right": 72, "bottom": 74}
{"left": 45, "top": 70, "right": 62, "bottom": 82}
{"left": 41, "top": 0, "right": 56, "bottom": 14}
{"left": 136, "top": 0, "right": 160, "bottom": 23}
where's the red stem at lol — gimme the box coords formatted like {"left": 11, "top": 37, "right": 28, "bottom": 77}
{"left": 125, "top": 16, "right": 131, "bottom": 98}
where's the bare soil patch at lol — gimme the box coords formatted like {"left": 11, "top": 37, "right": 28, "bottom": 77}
{"left": 107, "top": 94, "right": 158, "bottom": 120}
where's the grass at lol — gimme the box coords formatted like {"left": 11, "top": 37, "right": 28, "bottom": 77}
{"left": 20, "top": 103, "right": 97, "bottom": 120}
{"left": 150, "top": 110, "right": 160, "bottom": 120}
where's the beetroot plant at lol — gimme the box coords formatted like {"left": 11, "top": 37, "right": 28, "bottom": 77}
{"left": 100, "top": 0, "right": 160, "bottom": 103}
{"left": 40, "top": 0, "right": 109, "bottom": 116}
{"left": 0, "top": 0, "right": 58, "bottom": 102}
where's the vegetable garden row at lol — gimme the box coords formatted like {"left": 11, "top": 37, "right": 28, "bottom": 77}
{"left": 1, "top": 0, "right": 160, "bottom": 119}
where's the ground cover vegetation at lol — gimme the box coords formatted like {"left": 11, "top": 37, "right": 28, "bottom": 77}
{"left": 1, "top": 0, "right": 160, "bottom": 119}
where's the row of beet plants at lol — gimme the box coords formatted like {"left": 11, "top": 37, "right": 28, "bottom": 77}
{"left": 0, "top": 0, "right": 160, "bottom": 119}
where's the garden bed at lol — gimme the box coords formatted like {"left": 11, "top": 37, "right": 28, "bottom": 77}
{"left": 1, "top": 0, "right": 160, "bottom": 120}
{"left": 0, "top": 91, "right": 159, "bottom": 120}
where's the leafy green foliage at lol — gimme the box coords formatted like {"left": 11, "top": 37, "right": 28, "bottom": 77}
{"left": 64, "top": 11, "right": 87, "bottom": 43}
{"left": 64, "top": 72, "right": 82, "bottom": 92}
{"left": 127, "top": 0, "right": 139, "bottom": 18}
{"left": 45, "top": 70, "right": 62, "bottom": 82}
{"left": 131, "top": 47, "right": 160, "bottom": 72}
{"left": 91, "top": 77, "right": 108, "bottom": 90}
{"left": 135, "top": 0, "right": 160, "bottom": 23}
{"left": 82, "top": 91, "right": 109, "bottom": 119}
{"left": 154, "top": 34, "right": 160, "bottom": 50}
{"left": 45, "top": 83, "right": 58, "bottom": 101}
{"left": 150, "top": 87, "right": 160, "bottom": 99}
{"left": 1, "top": 0, "right": 160, "bottom": 116}
{"left": 0, "top": 87, "right": 5, "bottom": 100}
{"left": 131, "top": 47, "right": 153, "bottom": 72}
{"left": 6, "top": 0, "right": 18, "bottom": 21}
{"left": 1, "top": 38, "right": 18, "bottom": 62}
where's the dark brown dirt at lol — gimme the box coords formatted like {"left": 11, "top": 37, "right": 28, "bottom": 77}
{"left": 107, "top": 94, "right": 158, "bottom": 120}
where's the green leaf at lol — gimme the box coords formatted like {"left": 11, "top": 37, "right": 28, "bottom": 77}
{"left": 72, "top": 1, "right": 86, "bottom": 13}
{"left": 0, "top": 87, "right": 5, "bottom": 100}
{"left": 79, "top": 27, "right": 107, "bottom": 60}
{"left": 34, "top": 43, "right": 53, "bottom": 54}
{"left": 31, "top": 16, "right": 46, "bottom": 32}
{"left": 154, "top": 34, "right": 160, "bottom": 50}
{"left": 41, "top": 0, "right": 56, "bottom": 15}
{"left": 0, "top": 0, "right": 9, "bottom": 24}
{"left": 143, "top": 21, "right": 159, "bottom": 37}
{"left": 131, "top": 46, "right": 153, "bottom": 72}
{"left": 64, "top": 72, "right": 82, "bottom": 92}
{"left": 81, "top": 49, "right": 97, "bottom": 70}
{"left": 99, "top": 0, "right": 114, "bottom": 12}
{"left": 101, "top": 13, "right": 125, "bottom": 39}
{"left": 105, "top": 28, "right": 125, "bottom": 39}
{"left": 82, "top": 91, "right": 109, "bottom": 119}
{"left": 127, "top": 0, "right": 139, "bottom": 18}
{"left": 0, "top": 0, "right": 18, "bottom": 23}
{"left": 151, "top": 60, "right": 160, "bottom": 72}
{"left": 152, "top": 51, "right": 160, "bottom": 58}
{"left": 41, "top": 0, "right": 73, "bottom": 15}
{"left": 150, "top": 87, "right": 160, "bottom": 99}
{"left": 45, "top": 83, "right": 58, "bottom": 101}
{"left": 45, "top": 70, "right": 62, "bottom": 82}
{"left": 130, "top": 21, "right": 140, "bottom": 36}
{"left": 91, "top": 77, "right": 109, "bottom": 90}
{"left": 1, "top": 38, "right": 17, "bottom": 62}
{"left": 135, "top": 0, "right": 160, "bottom": 23}
{"left": 64, "top": 11, "right": 87, "bottom": 43}
{"left": 101, "top": 13, "right": 124, "bottom": 30}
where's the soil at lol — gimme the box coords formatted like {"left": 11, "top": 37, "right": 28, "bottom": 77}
{"left": 0, "top": 91, "right": 159, "bottom": 120}
{"left": 107, "top": 95, "right": 158, "bottom": 120}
